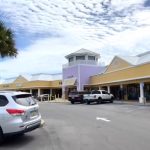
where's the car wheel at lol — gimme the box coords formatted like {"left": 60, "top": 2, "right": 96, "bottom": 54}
{"left": 18, "top": 133, "right": 25, "bottom": 136}
{"left": 0, "top": 128, "right": 4, "bottom": 144}
{"left": 80, "top": 100, "right": 84, "bottom": 104}
{"left": 110, "top": 98, "right": 113, "bottom": 103}
{"left": 98, "top": 97, "right": 102, "bottom": 104}
{"left": 71, "top": 101, "right": 74, "bottom": 104}
{"left": 86, "top": 100, "right": 90, "bottom": 105}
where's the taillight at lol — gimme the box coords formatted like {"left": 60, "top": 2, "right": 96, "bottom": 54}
{"left": 6, "top": 109, "right": 25, "bottom": 116}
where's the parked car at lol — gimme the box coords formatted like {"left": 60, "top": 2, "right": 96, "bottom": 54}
{"left": 83, "top": 90, "right": 114, "bottom": 104}
{"left": 37, "top": 94, "right": 49, "bottom": 101}
{"left": 0, "top": 91, "right": 41, "bottom": 144}
{"left": 68, "top": 91, "right": 90, "bottom": 104}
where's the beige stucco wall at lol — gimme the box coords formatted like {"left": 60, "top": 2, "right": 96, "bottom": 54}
{"left": 0, "top": 80, "right": 62, "bottom": 90}
{"left": 105, "top": 56, "right": 132, "bottom": 73}
{"left": 90, "top": 63, "right": 150, "bottom": 85}
{"left": 51, "top": 80, "right": 62, "bottom": 88}
{"left": 13, "top": 76, "right": 28, "bottom": 83}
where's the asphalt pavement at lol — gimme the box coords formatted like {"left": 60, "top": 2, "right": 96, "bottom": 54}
{"left": 1, "top": 102, "right": 150, "bottom": 150}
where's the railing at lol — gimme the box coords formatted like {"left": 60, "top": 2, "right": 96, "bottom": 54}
{"left": 63, "top": 60, "right": 99, "bottom": 68}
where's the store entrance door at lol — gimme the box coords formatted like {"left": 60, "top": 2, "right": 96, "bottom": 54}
{"left": 110, "top": 85, "right": 120, "bottom": 100}
{"left": 127, "top": 84, "right": 140, "bottom": 101}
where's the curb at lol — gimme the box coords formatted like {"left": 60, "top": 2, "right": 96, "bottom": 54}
{"left": 49, "top": 101, "right": 70, "bottom": 103}
{"left": 38, "top": 100, "right": 70, "bottom": 103}
{"left": 114, "top": 101, "right": 150, "bottom": 106}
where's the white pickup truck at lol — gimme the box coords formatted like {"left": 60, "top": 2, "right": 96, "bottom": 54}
{"left": 83, "top": 90, "right": 114, "bottom": 104}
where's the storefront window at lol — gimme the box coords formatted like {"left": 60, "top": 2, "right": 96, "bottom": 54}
{"left": 144, "top": 84, "right": 150, "bottom": 101}
{"left": 127, "top": 84, "right": 140, "bottom": 100}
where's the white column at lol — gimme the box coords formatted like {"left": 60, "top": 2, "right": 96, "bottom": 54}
{"left": 107, "top": 86, "right": 110, "bottom": 93}
{"left": 50, "top": 89, "right": 52, "bottom": 95}
{"left": 120, "top": 84, "right": 123, "bottom": 89}
{"left": 62, "top": 87, "right": 66, "bottom": 99}
{"left": 30, "top": 89, "right": 32, "bottom": 94}
{"left": 120, "top": 84, "right": 123, "bottom": 100}
{"left": 139, "top": 82, "right": 146, "bottom": 103}
{"left": 38, "top": 88, "right": 41, "bottom": 97}
{"left": 77, "top": 65, "right": 81, "bottom": 91}
{"left": 99, "top": 86, "right": 101, "bottom": 90}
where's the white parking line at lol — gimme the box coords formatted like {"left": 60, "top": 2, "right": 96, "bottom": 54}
{"left": 96, "top": 117, "right": 111, "bottom": 122}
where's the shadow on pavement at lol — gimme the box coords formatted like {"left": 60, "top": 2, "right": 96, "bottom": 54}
{"left": 1, "top": 134, "right": 35, "bottom": 148}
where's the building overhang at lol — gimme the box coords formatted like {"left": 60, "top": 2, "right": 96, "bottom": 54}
{"left": 63, "top": 78, "right": 76, "bottom": 86}
{"left": 85, "top": 76, "right": 150, "bottom": 87}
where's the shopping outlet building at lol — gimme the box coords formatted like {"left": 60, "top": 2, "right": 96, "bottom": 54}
{"left": 0, "top": 73, "right": 62, "bottom": 98}
{"left": 0, "top": 49, "right": 150, "bottom": 103}
{"left": 85, "top": 51, "right": 150, "bottom": 103}
{"left": 63, "top": 49, "right": 150, "bottom": 103}
{"left": 62, "top": 49, "right": 106, "bottom": 98}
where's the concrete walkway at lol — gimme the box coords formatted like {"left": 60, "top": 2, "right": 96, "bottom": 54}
{"left": 114, "top": 100, "right": 150, "bottom": 106}
{"left": 38, "top": 98, "right": 150, "bottom": 106}
{"left": 38, "top": 98, "right": 69, "bottom": 103}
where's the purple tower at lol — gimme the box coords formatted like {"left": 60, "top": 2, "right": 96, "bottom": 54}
{"left": 62, "top": 49, "right": 105, "bottom": 98}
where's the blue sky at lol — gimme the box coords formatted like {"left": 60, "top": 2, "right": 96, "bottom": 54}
{"left": 0, "top": 0, "right": 150, "bottom": 78}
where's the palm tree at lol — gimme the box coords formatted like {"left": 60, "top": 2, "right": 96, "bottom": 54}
{"left": 0, "top": 21, "right": 18, "bottom": 58}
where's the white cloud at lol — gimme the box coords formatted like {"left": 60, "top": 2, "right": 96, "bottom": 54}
{"left": 0, "top": 35, "right": 85, "bottom": 78}
{"left": 0, "top": 0, "right": 150, "bottom": 78}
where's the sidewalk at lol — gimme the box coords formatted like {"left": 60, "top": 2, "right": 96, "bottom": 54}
{"left": 38, "top": 99, "right": 150, "bottom": 106}
{"left": 114, "top": 100, "right": 150, "bottom": 106}
{"left": 39, "top": 98, "right": 69, "bottom": 103}
{"left": 50, "top": 98, "right": 69, "bottom": 103}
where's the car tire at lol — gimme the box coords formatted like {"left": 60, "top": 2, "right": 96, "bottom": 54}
{"left": 71, "top": 101, "right": 74, "bottom": 104}
{"left": 110, "top": 98, "right": 113, "bottom": 103}
{"left": 98, "top": 97, "right": 102, "bottom": 104}
{"left": 80, "top": 101, "right": 84, "bottom": 104}
{"left": 0, "top": 128, "right": 4, "bottom": 144}
{"left": 18, "top": 133, "right": 25, "bottom": 136}
{"left": 86, "top": 100, "right": 90, "bottom": 105}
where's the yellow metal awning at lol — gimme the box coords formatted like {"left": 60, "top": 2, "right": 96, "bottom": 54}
{"left": 63, "top": 78, "right": 76, "bottom": 86}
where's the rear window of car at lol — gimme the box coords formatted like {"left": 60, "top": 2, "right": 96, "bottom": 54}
{"left": 102, "top": 91, "right": 109, "bottom": 94}
{"left": 12, "top": 94, "right": 37, "bottom": 106}
{"left": 0, "top": 95, "right": 9, "bottom": 107}
{"left": 92, "top": 90, "right": 101, "bottom": 94}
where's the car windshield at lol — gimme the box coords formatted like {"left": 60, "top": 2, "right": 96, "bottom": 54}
{"left": 12, "top": 94, "right": 37, "bottom": 106}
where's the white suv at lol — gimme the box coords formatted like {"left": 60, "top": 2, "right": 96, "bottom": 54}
{"left": 0, "top": 91, "right": 41, "bottom": 144}
{"left": 83, "top": 90, "right": 114, "bottom": 104}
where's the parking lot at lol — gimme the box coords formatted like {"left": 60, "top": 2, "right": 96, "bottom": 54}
{"left": 1, "top": 102, "right": 150, "bottom": 150}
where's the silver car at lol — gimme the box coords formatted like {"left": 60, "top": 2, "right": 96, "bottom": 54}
{"left": 0, "top": 91, "right": 41, "bottom": 144}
